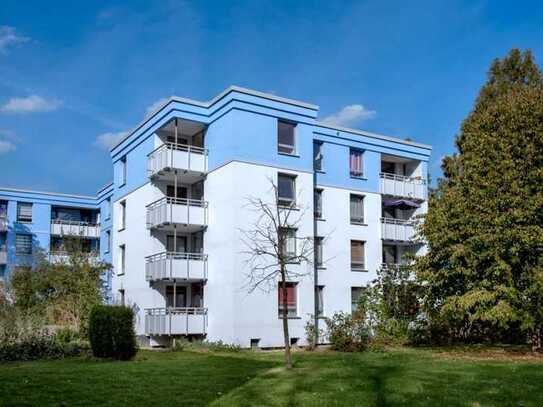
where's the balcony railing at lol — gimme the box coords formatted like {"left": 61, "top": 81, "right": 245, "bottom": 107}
{"left": 0, "top": 215, "right": 7, "bottom": 232}
{"left": 379, "top": 173, "right": 426, "bottom": 200}
{"left": 148, "top": 143, "right": 208, "bottom": 178}
{"left": 381, "top": 218, "right": 416, "bottom": 242}
{"left": 145, "top": 307, "right": 207, "bottom": 336}
{"left": 50, "top": 220, "right": 100, "bottom": 239}
{"left": 49, "top": 251, "right": 100, "bottom": 265}
{"left": 146, "top": 197, "right": 208, "bottom": 230}
{"left": 0, "top": 249, "right": 6, "bottom": 265}
{"left": 145, "top": 252, "right": 208, "bottom": 281}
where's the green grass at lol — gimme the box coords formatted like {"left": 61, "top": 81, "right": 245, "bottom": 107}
{"left": 1, "top": 347, "right": 542, "bottom": 406}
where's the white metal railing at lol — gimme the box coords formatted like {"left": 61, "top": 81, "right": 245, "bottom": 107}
{"left": 0, "top": 249, "right": 6, "bottom": 264}
{"left": 50, "top": 219, "right": 100, "bottom": 238}
{"left": 146, "top": 197, "right": 208, "bottom": 229}
{"left": 48, "top": 250, "right": 100, "bottom": 265}
{"left": 379, "top": 172, "right": 426, "bottom": 200}
{"left": 0, "top": 215, "right": 7, "bottom": 232}
{"left": 145, "top": 252, "right": 208, "bottom": 281}
{"left": 381, "top": 217, "right": 416, "bottom": 241}
{"left": 147, "top": 143, "right": 208, "bottom": 178}
{"left": 145, "top": 307, "right": 207, "bottom": 335}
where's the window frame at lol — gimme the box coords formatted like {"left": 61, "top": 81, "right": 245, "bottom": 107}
{"left": 315, "top": 236, "right": 324, "bottom": 268}
{"left": 17, "top": 202, "right": 33, "bottom": 223}
{"left": 349, "top": 148, "right": 364, "bottom": 178}
{"left": 313, "top": 141, "right": 323, "bottom": 171}
{"left": 118, "top": 244, "right": 126, "bottom": 276}
{"left": 277, "top": 120, "right": 297, "bottom": 156}
{"left": 314, "top": 188, "right": 323, "bottom": 219}
{"left": 15, "top": 233, "right": 32, "bottom": 255}
{"left": 120, "top": 156, "right": 127, "bottom": 187}
{"left": 278, "top": 282, "right": 298, "bottom": 318}
{"left": 105, "top": 230, "right": 111, "bottom": 253}
{"left": 279, "top": 227, "right": 297, "bottom": 261}
{"left": 351, "top": 287, "right": 364, "bottom": 313}
{"left": 119, "top": 200, "right": 126, "bottom": 231}
{"left": 277, "top": 173, "right": 297, "bottom": 208}
{"left": 350, "top": 194, "right": 365, "bottom": 224}
{"left": 350, "top": 240, "right": 366, "bottom": 272}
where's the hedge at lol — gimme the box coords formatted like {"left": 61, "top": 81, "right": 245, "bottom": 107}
{"left": 88, "top": 305, "right": 137, "bottom": 360}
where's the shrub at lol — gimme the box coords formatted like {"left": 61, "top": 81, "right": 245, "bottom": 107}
{"left": 55, "top": 327, "right": 80, "bottom": 345}
{"left": 407, "top": 313, "right": 432, "bottom": 345}
{"left": 325, "top": 312, "right": 370, "bottom": 352}
{"left": 304, "top": 316, "right": 325, "bottom": 351}
{"left": 173, "top": 338, "right": 240, "bottom": 352}
{"left": 88, "top": 305, "right": 137, "bottom": 360}
{"left": 0, "top": 332, "right": 82, "bottom": 362}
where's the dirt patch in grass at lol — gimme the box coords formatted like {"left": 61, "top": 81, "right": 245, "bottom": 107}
{"left": 430, "top": 346, "right": 543, "bottom": 363}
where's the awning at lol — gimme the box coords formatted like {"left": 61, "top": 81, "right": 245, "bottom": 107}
{"left": 383, "top": 199, "right": 420, "bottom": 210}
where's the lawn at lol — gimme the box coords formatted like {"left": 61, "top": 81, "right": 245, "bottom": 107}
{"left": 1, "top": 347, "right": 543, "bottom": 406}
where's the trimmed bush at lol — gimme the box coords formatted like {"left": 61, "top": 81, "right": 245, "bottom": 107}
{"left": 88, "top": 305, "right": 137, "bottom": 360}
{"left": 0, "top": 333, "right": 83, "bottom": 362}
{"left": 325, "top": 312, "right": 371, "bottom": 352}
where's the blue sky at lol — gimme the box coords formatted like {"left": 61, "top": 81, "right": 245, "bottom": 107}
{"left": 1, "top": 0, "right": 542, "bottom": 195}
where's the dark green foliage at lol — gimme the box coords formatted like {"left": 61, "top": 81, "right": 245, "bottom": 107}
{"left": 88, "top": 305, "right": 137, "bottom": 360}
{"left": 0, "top": 332, "right": 83, "bottom": 362}
{"left": 416, "top": 49, "right": 543, "bottom": 347}
{"left": 173, "top": 339, "right": 241, "bottom": 352}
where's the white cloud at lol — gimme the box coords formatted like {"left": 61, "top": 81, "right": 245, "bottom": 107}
{"left": 94, "top": 131, "right": 129, "bottom": 150}
{"left": 0, "top": 140, "right": 16, "bottom": 154}
{"left": 321, "top": 104, "right": 376, "bottom": 127}
{"left": 0, "top": 26, "right": 29, "bottom": 54}
{"left": 0, "top": 95, "right": 62, "bottom": 114}
{"left": 144, "top": 97, "right": 169, "bottom": 119}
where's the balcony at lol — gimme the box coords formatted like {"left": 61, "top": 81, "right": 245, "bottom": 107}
{"left": 49, "top": 251, "right": 100, "bottom": 265}
{"left": 381, "top": 218, "right": 416, "bottom": 242}
{"left": 145, "top": 307, "right": 207, "bottom": 336}
{"left": 0, "top": 249, "right": 6, "bottom": 265}
{"left": 145, "top": 252, "right": 208, "bottom": 282}
{"left": 0, "top": 215, "right": 7, "bottom": 232}
{"left": 148, "top": 143, "right": 208, "bottom": 183}
{"left": 50, "top": 220, "right": 100, "bottom": 239}
{"left": 379, "top": 173, "right": 426, "bottom": 201}
{"left": 146, "top": 197, "right": 208, "bottom": 232}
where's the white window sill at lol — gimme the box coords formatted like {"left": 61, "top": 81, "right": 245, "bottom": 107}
{"left": 278, "top": 152, "right": 300, "bottom": 158}
{"left": 350, "top": 221, "right": 368, "bottom": 226}
{"left": 351, "top": 268, "right": 369, "bottom": 273}
{"left": 350, "top": 175, "right": 367, "bottom": 180}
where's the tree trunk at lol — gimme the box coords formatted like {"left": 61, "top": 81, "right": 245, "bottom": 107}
{"left": 532, "top": 328, "right": 542, "bottom": 352}
{"left": 280, "top": 271, "right": 293, "bottom": 369}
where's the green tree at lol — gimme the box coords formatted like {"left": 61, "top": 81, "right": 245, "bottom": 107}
{"left": 416, "top": 49, "right": 543, "bottom": 349}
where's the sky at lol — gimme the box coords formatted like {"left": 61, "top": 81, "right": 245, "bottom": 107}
{"left": 1, "top": 0, "right": 542, "bottom": 195}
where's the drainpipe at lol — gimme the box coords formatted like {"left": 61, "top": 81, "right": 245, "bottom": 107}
{"left": 313, "top": 165, "right": 319, "bottom": 346}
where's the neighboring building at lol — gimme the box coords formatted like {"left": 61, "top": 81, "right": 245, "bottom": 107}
{"left": 0, "top": 86, "right": 431, "bottom": 347}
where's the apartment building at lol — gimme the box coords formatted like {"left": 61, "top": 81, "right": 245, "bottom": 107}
{"left": 0, "top": 86, "right": 431, "bottom": 348}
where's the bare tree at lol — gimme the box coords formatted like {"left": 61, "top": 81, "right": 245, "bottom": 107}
{"left": 240, "top": 178, "right": 314, "bottom": 369}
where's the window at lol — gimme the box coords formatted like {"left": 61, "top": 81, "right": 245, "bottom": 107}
{"left": 119, "top": 289, "right": 125, "bottom": 306}
{"left": 250, "top": 338, "right": 261, "bottom": 349}
{"left": 280, "top": 228, "right": 296, "bottom": 260}
{"left": 317, "top": 285, "right": 324, "bottom": 316}
{"left": 105, "top": 231, "right": 111, "bottom": 253}
{"left": 290, "top": 337, "right": 299, "bottom": 346}
{"left": 351, "top": 287, "right": 364, "bottom": 313}
{"left": 119, "top": 201, "right": 126, "bottom": 230}
{"left": 349, "top": 149, "right": 364, "bottom": 177}
{"left": 277, "top": 173, "right": 296, "bottom": 207}
{"left": 15, "top": 234, "right": 32, "bottom": 255}
{"left": 17, "top": 202, "right": 32, "bottom": 223}
{"left": 350, "top": 194, "right": 365, "bottom": 224}
{"left": 313, "top": 141, "right": 323, "bottom": 171}
{"left": 314, "top": 189, "right": 323, "bottom": 219}
{"left": 105, "top": 197, "right": 111, "bottom": 220}
{"left": 278, "top": 282, "right": 297, "bottom": 318}
{"left": 118, "top": 244, "right": 126, "bottom": 275}
{"left": 119, "top": 156, "right": 127, "bottom": 186}
{"left": 351, "top": 240, "right": 366, "bottom": 271}
{"left": 166, "top": 285, "right": 187, "bottom": 308}
{"left": 277, "top": 120, "right": 296, "bottom": 155}
{"left": 315, "top": 237, "right": 324, "bottom": 268}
